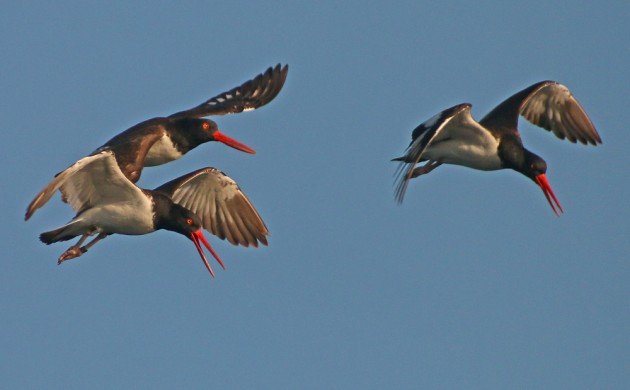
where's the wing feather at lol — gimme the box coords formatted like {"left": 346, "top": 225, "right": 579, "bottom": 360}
{"left": 215, "top": 203, "right": 232, "bottom": 244}
{"left": 25, "top": 151, "right": 145, "bottom": 220}
{"left": 154, "top": 168, "right": 269, "bottom": 247}
{"left": 490, "top": 81, "right": 602, "bottom": 145}
{"left": 168, "top": 64, "right": 288, "bottom": 118}
{"left": 393, "top": 104, "right": 495, "bottom": 202}
{"left": 221, "top": 201, "right": 244, "bottom": 245}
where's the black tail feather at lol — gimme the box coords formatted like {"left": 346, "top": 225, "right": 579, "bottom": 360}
{"left": 40, "top": 225, "right": 79, "bottom": 244}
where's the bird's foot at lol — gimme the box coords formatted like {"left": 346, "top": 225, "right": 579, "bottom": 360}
{"left": 410, "top": 167, "right": 429, "bottom": 178}
{"left": 57, "top": 246, "right": 87, "bottom": 265}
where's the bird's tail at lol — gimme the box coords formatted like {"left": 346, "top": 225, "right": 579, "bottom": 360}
{"left": 40, "top": 220, "right": 86, "bottom": 244}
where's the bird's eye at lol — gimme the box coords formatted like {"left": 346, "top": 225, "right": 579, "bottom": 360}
{"left": 186, "top": 218, "right": 194, "bottom": 225}
{"left": 202, "top": 122, "right": 210, "bottom": 130}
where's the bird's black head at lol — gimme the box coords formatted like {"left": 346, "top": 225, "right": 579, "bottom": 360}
{"left": 522, "top": 151, "right": 547, "bottom": 180}
{"left": 157, "top": 201, "right": 225, "bottom": 278}
{"left": 169, "top": 117, "right": 255, "bottom": 154}
{"left": 504, "top": 148, "right": 563, "bottom": 216}
{"left": 161, "top": 202, "right": 204, "bottom": 236}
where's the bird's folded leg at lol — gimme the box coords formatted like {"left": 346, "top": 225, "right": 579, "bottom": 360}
{"left": 410, "top": 160, "right": 442, "bottom": 178}
{"left": 80, "top": 233, "right": 108, "bottom": 254}
{"left": 57, "top": 232, "right": 107, "bottom": 265}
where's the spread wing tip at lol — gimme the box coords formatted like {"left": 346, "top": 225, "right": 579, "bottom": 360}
{"left": 169, "top": 63, "right": 289, "bottom": 118}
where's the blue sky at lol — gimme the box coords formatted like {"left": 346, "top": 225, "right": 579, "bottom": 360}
{"left": 1, "top": 1, "right": 628, "bottom": 388}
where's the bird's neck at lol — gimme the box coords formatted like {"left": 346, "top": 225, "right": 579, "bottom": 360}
{"left": 497, "top": 135, "right": 527, "bottom": 171}
{"left": 147, "top": 191, "right": 177, "bottom": 232}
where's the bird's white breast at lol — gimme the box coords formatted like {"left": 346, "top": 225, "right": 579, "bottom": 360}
{"left": 144, "top": 135, "right": 184, "bottom": 166}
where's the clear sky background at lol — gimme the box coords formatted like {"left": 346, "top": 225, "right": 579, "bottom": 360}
{"left": 1, "top": 1, "right": 628, "bottom": 388}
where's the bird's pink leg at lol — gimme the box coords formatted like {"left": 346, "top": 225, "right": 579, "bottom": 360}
{"left": 410, "top": 160, "right": 442, "bottom": 178}
{"left": 57, "top": 232, "right": 107, "bottom": 265}
{"left": 80, "top": 233, "right": 108, "bottom": 253}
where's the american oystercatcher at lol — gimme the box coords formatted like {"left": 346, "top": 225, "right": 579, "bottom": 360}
{"left": 393, "top": 81, "right": 602, "bottom": 215}
{"left": 25, "top": 64, "right": 288, "bottom": 220}
{"left": 37, "top": 150, "right": 268, "bottom": 277}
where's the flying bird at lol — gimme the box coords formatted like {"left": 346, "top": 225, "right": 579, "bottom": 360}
{"left": 393, "top": 81, "right": 601, "bottom": 214}
{"left": 38, "top": 150, "right": 268, "bottom": 278}
{"left": 25, "top": 64, "right": 288, "bottom": 220}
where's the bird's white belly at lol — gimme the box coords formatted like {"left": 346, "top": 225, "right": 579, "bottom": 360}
{"left": 144, "top": 135, "right": 183, "bottom": 166}
{"left": 425, "top": 141, "right": 502, "bottom": 171}
{"left": 80, "top": 202, "right": 155, "bottom": 235}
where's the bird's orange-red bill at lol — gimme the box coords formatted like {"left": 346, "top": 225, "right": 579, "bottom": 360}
{"left": 213, "top": 130, "right": 256, "bottom": 154}
{"left": 535, "top": 174, "right": 564, "bottom": 216}
{"left": 190, "top": 230, "right": 226, "bottom": 278}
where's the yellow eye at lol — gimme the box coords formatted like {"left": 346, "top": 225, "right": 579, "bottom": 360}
{"left": 202, "top": 122, "right": 210, "bottom": 130}
{"left": 186, "top": 218, "right": 194, "bottom": 225}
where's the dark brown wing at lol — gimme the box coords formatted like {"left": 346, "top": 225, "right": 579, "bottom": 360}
{"left": 480, "top": 81, "right": 601, "bottom": 145}
{"left": 94, "top": 118, "right": 166, "bottom": 183}
{"left": 154, "top": 168, "right": 269, "bottom": 247}
{"left": 168, "top": 64, "right": 289, "bottom": 119}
